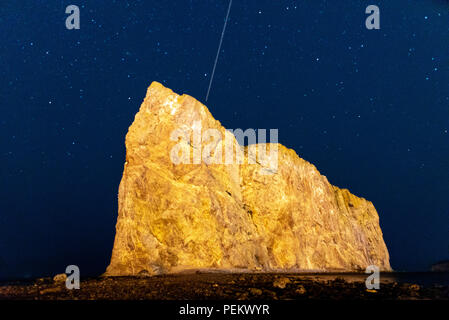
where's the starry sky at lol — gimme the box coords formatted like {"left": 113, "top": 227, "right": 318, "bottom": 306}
{"left": 1, "top": 1, "right": 448, "bottom": 279}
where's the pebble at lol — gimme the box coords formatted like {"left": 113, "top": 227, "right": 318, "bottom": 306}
{"left": 250, "top": 288, "right": 262, "bottom": 295}
{"left": 273, "top": 277, "right": 291, "bottom": 289}
{"left": 53, "top": 273, "right": 67, "bottom": 283}
{"left": 295, "top": 285, "right": 306, "bottom": 295}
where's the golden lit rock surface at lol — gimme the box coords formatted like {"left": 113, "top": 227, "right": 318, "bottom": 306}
{"left": 105, "top": 82, "right": 391, "bottom": 276}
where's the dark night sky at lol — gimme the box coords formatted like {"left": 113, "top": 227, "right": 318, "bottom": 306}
{"left": 1, "top": 1, "right": 448, "bottom": 279}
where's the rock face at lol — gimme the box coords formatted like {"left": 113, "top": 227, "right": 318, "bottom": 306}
{"left": 105, "top": 82, "right": 391, "bottom": 276}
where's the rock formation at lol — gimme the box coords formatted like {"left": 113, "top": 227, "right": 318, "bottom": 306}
{"left": 105, "top": 81, "right": 391, "bottom": 276}
{"left": 431, "top": 260, "right": 449, "bottom": 272}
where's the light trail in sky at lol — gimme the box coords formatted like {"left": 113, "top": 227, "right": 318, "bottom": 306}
{"left": 205, "top": 0, "right": 233, "bottom": 102}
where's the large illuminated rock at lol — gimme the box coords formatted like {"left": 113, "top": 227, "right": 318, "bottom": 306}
{"left": 105, "top": 82, "right": 391, "bottom": 275}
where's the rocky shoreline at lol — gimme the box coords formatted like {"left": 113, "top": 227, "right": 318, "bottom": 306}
{"left": 1, "top": 273, "right": 448, "bottom": 300}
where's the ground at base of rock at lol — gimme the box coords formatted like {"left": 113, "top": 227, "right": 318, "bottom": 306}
{"left": 1, "top": 273, "right": 448, "bottom": 300}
